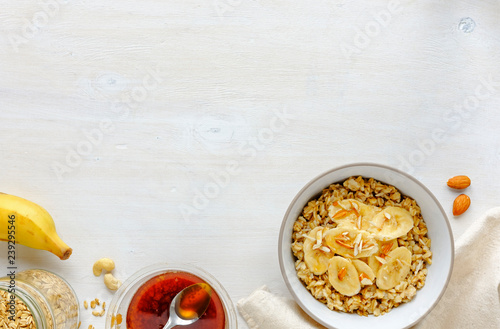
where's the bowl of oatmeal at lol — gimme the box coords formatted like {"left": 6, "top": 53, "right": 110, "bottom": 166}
{"left": 278, "top": 163, "right": 454, "bottom": 329}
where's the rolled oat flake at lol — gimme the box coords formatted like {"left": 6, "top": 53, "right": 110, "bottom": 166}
{"left": 0, "top": 269, "right": 79, "bottom": 329}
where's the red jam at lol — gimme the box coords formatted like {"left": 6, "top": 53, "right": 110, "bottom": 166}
{"left": 126, "top": 271, "right": 226, "bottom": 329}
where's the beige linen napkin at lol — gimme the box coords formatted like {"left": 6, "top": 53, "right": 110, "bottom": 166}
{"left": 237, "top": 208, "right": 500, "bottom": 329}
{"left": 237, "top": 285, "right": 327, "bottom": 329}
{"left": 413, "top": 207, "right": 500, "bottom": 329}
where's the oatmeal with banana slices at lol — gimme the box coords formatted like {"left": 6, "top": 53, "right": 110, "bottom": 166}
{"left": 291, "top": 176, "right": 432, "bottom": 316}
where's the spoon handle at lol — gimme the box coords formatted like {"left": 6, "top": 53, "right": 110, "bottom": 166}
{"left": 162, "top": 318, "right": 175, "bottom": 329}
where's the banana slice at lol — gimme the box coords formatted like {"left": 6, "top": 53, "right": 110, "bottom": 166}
{"left": 324, "top": 227, "right": 378, "bottom": 259}
{"left": 368, "top": 240, "right": 397, "bottom": 276}
{"left": 352, "top": 259, "right": 375, "bottom": 286}
{"left": 329, "top": 199, "right": 381, "bottom": 231}
{"left": 303, "top": 227, "right": 334, "bottom": 275}
{"left": 369, "top": 207, "right": 414, "bottom": 241}
{"left": 362, "top": 205, "right": 384, "bottom": 230}
{"left": 328, "top": 256, "right": 360, "bottom": 296}
{"left": 376, "top": 247, "right": 412, "bottom": 290}
{"left": 328, "top": 199, "right": 361, "bottom": 228}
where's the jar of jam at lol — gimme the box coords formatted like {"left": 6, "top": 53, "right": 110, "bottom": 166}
{"left": 0, "top": 269, "right": 80, "bottom": 329}
{"left": 106, "top": 263, "right": 237, "bottom": 329}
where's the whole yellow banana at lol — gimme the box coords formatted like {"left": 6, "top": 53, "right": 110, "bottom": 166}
{"left": 0, "top": 193, "right": 72, "bottom": 260}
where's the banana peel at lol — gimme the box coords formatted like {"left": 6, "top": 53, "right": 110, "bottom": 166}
{"left": 0, "top": 193, "right": 72, "bottom": 260}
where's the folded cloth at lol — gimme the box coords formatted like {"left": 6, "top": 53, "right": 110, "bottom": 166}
{"left": 413, "top": 207, "right": 500, "bottom": 329}
{"left": 237, "top": 208, "right": 500, "bottom": 329}
{"left": 237, "top": 285, "right": 326, "bottom": 329}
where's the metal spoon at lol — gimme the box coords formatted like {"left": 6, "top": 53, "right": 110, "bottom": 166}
{"left": 162, "top": 283, "right": 213, "bottom": 329}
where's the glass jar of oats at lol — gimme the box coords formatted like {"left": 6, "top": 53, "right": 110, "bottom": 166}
{"left": 0, "top": 269, "right": 79, "bottom": 329}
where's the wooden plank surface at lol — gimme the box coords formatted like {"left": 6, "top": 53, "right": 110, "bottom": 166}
{"left": 1, "top": 0, "right": 500, "bottom": 327}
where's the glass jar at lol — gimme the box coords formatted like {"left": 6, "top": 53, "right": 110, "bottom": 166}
{"left": 0, "top": 269, "right": 80, "bottom": 329}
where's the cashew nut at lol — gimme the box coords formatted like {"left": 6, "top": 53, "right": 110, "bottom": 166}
{"left": 104, "top": 273, "right": 122, "bottom": 291}
{"left": 93, "top": 258, "right": 115, "bottom": 276}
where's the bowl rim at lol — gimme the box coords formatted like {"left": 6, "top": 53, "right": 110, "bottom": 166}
{"left": 278, "top": 162, "right": 454, "bottom": 329}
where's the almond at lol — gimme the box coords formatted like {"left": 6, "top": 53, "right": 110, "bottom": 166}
{"left": 447, "top": 175, "right": 471, "bottom": 189}
{"left": 453, "top": 194, "right": 471, "bottom": 216}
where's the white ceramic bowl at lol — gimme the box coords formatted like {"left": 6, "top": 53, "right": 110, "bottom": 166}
{"left": 278, "top": 163, "right": 454, "bottom": 329}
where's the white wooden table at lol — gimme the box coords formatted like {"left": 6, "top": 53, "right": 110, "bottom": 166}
{"left": 1, "top": 1, "right": 500, "bottom": 328}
